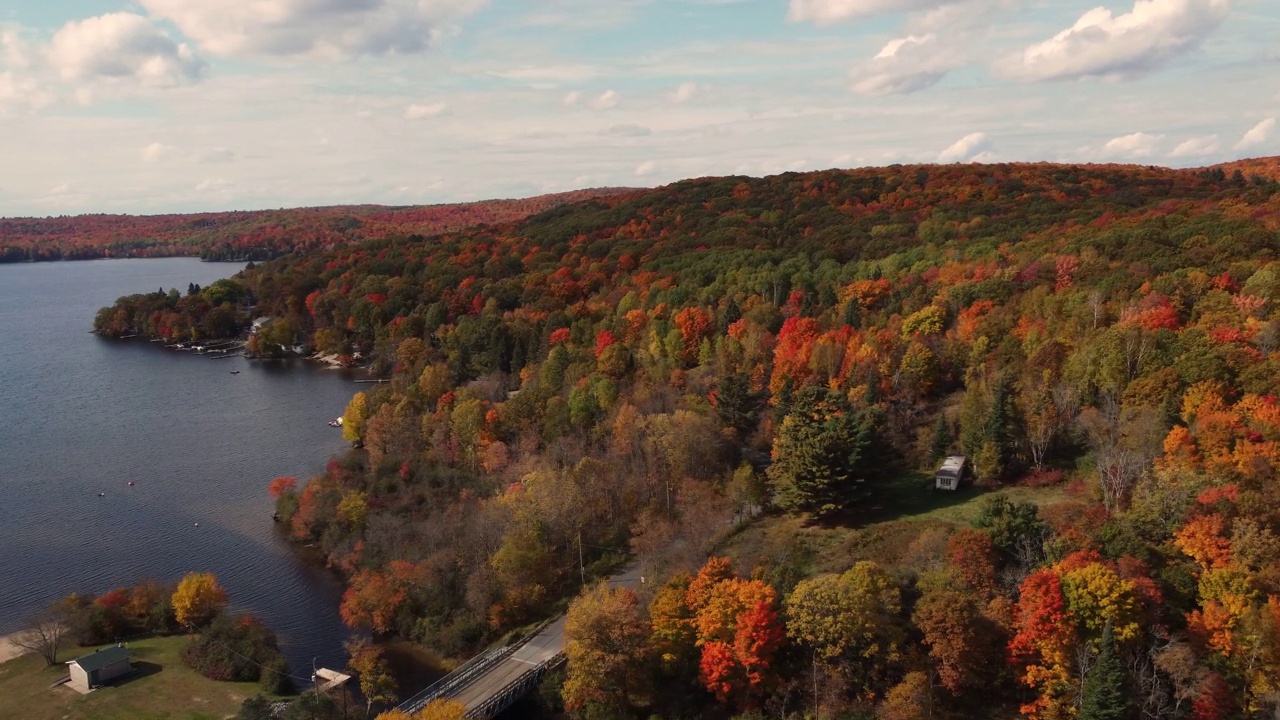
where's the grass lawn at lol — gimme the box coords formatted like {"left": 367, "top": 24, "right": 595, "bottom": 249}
{"left": 722, "top": 473, "right": 1079, "bottom": 578}
{"left": 0, "top": 635, "right": 264, "bottom": 720}
{"left": 862, "top": 471, "right": 1073, "bottom": 525}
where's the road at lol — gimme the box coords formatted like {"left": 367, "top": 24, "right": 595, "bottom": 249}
{"left": 410, "top": 563, "right": 646, "bottom": 716}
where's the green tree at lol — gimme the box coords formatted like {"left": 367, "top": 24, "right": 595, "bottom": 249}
{"left": 973, "top": 495, "right": 1047, "bottom": 561}
{"left": 930, "top": 415, "right": 952, "bottom": 462}
{"left": 1078, "top": 622, "right": 1134, "bottom": 720}
{"left": 767, "top": 387, "right": 878, "bottom": 516}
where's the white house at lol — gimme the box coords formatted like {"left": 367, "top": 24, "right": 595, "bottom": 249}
{"left": 934, "top": 455, "right": 968, "bottom": 491}
{"left": 67, "top": 646, "right": 132, "bottom": 693}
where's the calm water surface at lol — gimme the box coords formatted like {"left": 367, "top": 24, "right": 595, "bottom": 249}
{"left": 0, "top": 258, "right": 358, "bottom": 675}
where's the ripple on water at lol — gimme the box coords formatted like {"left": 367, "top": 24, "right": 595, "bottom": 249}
{"left": 0, "top": 259, "right": 356, "bottom": 674}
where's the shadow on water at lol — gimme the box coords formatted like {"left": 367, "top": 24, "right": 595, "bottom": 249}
{"left": 383, "top": 640, "right": 450, "bottom": 696}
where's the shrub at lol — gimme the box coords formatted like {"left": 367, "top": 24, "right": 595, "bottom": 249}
{"left": 181, "top": 614, "right": 288, "bottom": 685}
{"left": 1022, "top": 468, "right": 1065, "bottom": 488}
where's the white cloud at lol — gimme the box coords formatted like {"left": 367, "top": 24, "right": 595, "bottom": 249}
{"left": 635, "top": 160, "right": 657, "bottom": 176}
{"left": 48, "top": 13, "right": 205, "bottom": 86}
{"left": 1002, "top": 0, "right": 1231, "bottom": 82}
{"left": 143, "top": 142, "right": 237, "bottom": 164}
{"left": 788, "top": 0, "right": 957, "bottom": 25}
{"left": 2, "top": 26, "right": 34, "bottom": 70}
{"left": 851, "top": 33, "right": 957, "bottom": 95}
{"left": 195, "top": 178, "right": 233, "bottom": 192}
{"left": 0, "top": 70, "right": 54, "bottom": 111}
{"left": 139, "top": 0, "right": 485, "bottom": 58}
{"left": 605, "top": 123, "right": 651, "bottom": 137}
{"left": 1168, "top": 134, "right": 1219, "bottom": 158}
{"left": 195, "top": 147, "right": 236, "bottom": 164}
{"left": 405, "top": 102, "right": 447, "bottom": 119}
{"left": 562, "top": 90, "right": 582, "bottom": 106}
{"left": 588, "top": 90, "right": 619, "bottom": 110}
{"left": 1236, "top": 117, "right": 1275, "bottom": 150}
{"left": 668, "top": 81, "right": 698, "bottom": 103}
{"left": 937, "top": 132, "right": 992, "bottom": 162}
{"left": 142, "top": 142, "right": 177, "bottom": 163}
{"left": 492, "top": 65, "right": 599, "bottom": 83}
{"left": 1102, "top": 131, "right": 1164, "bottom": 158}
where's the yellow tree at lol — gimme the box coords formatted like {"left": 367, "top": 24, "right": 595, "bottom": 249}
{"left": 346, "top": 638, "right": 397, "bottom": 719}
{"left": 786, "top": 561, "right": 902, "bottom": 695}
{"left": 171, "top": 572, "right": 228, "bottom": 628}
{"left": 562, "top": 582, "right": 653, "bottom": 713}
{"left": 649, "top": 574, "right": 696, "bottom": 671}
{"left": 375, "top": 700, "right": 466, "bottom": 720}
{"left": 415, "top": 699, "right": 467, "bottom": 720}
{"left": 342, "top": 391, "right": 369, "bottom": 445}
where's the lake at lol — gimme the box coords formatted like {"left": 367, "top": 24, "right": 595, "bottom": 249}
{"left": 0, "top": 258, "right": 359, "bottom": 677}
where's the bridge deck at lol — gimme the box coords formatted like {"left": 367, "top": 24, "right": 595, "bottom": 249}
{"left": 452, "top": 615, "right": 567, "bottom": 710}
{"left": 398, "top": 563, "right": 645, "bottom": 718}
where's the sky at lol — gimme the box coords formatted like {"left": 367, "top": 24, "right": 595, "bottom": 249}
{"left": 0, "top": 0, "right": 1277, "bottom": 216}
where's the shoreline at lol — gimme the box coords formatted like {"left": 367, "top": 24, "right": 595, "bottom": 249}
{"left": 0, "top": 631, "right": 31, "bottom": 665}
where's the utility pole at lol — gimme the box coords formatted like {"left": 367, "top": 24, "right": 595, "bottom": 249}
{"left": 578, "top": 531, "right": 586, "bottom": 586}
{"left": 311, "top": 657, "right": 318, "bottom": 720}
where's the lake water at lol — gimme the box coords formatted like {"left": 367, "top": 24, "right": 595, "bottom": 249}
{"left": 0, "top": 258, "right": 359, "bottom": 677}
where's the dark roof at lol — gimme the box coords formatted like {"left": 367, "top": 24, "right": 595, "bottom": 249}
{"left": 72, "top": 646, "right": 131, "bottom": 673}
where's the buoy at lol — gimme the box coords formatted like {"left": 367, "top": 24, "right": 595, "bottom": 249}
{"left": 127, "top": 481, "right": 135, "bottom": 487}
{"left": 194, "top": 522, "right": 200, "bottom": 527}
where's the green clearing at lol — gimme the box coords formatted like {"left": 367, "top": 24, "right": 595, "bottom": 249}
{"left": 862, "top": 471, "right": 1072, "bottom": 525}
{"left": 0, "top": 635, "right": 265, "bottom": 720}
{"left": 724, "top": 473, "right": 1076, "bottom": 579}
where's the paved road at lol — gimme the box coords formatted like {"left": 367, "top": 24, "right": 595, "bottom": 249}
{"left": 445, "top": 563, "right": 646, "bottom": 714}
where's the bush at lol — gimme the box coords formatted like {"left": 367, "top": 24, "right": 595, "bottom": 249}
{"left": 1021, "top": 468, "right": 1065, "bottom": 488}
{"left": 237, "top": 695, "right": 276, "bottom": 720}
{"left": 181, "top": 614, "right": 288, "bottom": 685}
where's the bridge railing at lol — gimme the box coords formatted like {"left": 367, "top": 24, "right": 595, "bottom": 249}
{"left": 465, "top": 654, "right": 566, "bottom": 720}
{"left": 397, "top": 616, "right": 561, "bottom": 715}
{"left": 397, "top": 644, "right": 517, "bottom": 714}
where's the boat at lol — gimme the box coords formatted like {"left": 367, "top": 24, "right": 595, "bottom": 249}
{"left": 229, "top": 370, "right": 240, "bottom": 374}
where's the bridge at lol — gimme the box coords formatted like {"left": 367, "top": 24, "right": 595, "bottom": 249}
{"left": 397, "top": 564, "right": 644, "bottom": 719}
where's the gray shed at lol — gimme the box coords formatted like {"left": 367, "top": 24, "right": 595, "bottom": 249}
{"left": 67, "top": 646, "right": 133, "bottom": 693}
{"left": 934, "top": 455, "right": 968, "bottom": 491}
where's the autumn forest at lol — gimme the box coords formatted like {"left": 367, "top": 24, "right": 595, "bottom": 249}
{"left": 91, "top": 159, "right": 1280, "bottom": 720}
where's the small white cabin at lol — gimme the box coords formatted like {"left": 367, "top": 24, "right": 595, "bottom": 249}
{"left": 935, "top": 455, "right": 968, "bottom": 491}
{"left": 67, "top": 646, "right": 132, "bottom": 693}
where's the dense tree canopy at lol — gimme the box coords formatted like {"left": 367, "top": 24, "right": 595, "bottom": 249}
{"left": 84, "top": 158, "right": 1280, "bottom": 719}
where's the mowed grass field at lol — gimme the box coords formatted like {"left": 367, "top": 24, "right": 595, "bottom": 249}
{"left": 0, "top": 635, "right": 263, "bottom": 720}
{"left": 724, "top": 472, "right": 1078, "bottom": 577}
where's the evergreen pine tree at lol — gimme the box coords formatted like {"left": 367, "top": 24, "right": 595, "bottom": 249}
{"left": 931, "top": 415, "right": 952, "bottom": 462}
{"left": 767, "top": 386, "right": 871, "bottom": 515}
{"left": 1079, "top": 622, "right": 1133, "bottom": 720}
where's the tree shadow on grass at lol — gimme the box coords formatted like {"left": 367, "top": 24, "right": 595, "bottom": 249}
{"left": 813, "top": 471, "right": 986, "bottom": 528}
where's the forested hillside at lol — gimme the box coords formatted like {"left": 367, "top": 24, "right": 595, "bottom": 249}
{"left": 1, "top": 188, "right": 632, "bottom": 262}
{"left": 101, "top": 160, "right": 1280, "bottom": 719}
